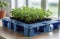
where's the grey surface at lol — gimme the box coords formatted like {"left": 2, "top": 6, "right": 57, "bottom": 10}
{"left": 0, "top": 36, "right": 5, "bottom": 39}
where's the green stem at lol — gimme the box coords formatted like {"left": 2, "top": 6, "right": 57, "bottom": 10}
{"left": 1, "top": 7, "right": 3, "bottom": 11}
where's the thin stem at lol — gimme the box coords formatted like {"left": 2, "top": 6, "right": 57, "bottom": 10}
{"left": 1, "top": 7, "right": 3, "bottom": 11}
{"left": 1, "top": 6, "right": 4, "bottom": 11}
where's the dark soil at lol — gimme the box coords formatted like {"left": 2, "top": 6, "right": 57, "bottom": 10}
{"left": 10, "top": 17, "right": 51, "bottom": 24}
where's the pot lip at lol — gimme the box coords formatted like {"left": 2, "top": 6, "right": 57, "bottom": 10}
{"left": 0, "top": 10, "right": 5, "bottom": 11}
